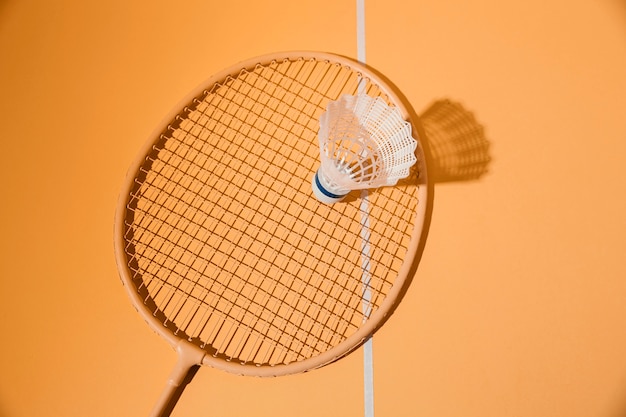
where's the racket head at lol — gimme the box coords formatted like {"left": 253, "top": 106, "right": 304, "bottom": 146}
{"left": 114, "top": 51, "right": 432, "bottom": 377}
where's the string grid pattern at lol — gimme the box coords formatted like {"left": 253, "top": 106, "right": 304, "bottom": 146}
{"left": 122, "top": 57, "right": 420, "bottom": 367}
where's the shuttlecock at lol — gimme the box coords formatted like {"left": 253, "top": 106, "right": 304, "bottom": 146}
{"left": 312, "top": 94, "right": 418, "bottom": 203}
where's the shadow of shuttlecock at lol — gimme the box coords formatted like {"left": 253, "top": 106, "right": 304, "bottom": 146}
{"left": 418, "top": 99, "right": 491, "bottom": 183}
{"left": 331, "top": 97, "right": 491, "bottom": 202}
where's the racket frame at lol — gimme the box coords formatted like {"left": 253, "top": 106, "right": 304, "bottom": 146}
{"left": 114, "top": 51, "right": 432, "bottom": 379}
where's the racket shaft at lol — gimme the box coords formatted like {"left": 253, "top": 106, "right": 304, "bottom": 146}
{"left": 150, "top": 341, "right": 206, "bottom": 417}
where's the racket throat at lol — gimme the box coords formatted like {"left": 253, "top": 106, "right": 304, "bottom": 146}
{"left": 150, "top": 340, "right": 206, "bottom": 417}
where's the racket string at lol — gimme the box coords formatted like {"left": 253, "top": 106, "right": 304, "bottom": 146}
{"left": 204, "top": 61, "right": 370, "bottom": 358}
{"left": 123, "top": 57, "right": 419, "bottom": 366}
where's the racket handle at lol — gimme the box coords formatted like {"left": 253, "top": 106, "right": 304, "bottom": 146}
{"left": 149, "top": 340, "right": 206, "bottom": 417}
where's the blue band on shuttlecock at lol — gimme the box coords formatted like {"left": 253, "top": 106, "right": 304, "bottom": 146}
{"left": 315, "top": 171, "right": 346, "bottom": 199}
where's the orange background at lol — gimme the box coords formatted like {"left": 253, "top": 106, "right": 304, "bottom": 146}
{"left": 1, "top": 1, "right": 626, "bottom": 416}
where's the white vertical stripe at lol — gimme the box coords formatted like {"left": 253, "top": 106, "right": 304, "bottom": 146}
{"left": 356, "top": 0, "right": 366, "bottom": 64}
{"left": 363, "top": 337, "right": 374, "bottom": 417}
{"left": 360, "top": 192, "right": 375, "bottom": 417}
{"left": 356, "top": 3, "right": 374, "bottom": 417}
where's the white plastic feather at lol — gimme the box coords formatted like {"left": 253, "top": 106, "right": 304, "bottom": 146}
{"left": 312, "top": 94, "right": 418, "bottom": 203}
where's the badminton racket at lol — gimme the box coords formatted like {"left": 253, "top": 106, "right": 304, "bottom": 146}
{"left": 114, "top": 51, "right": 432, "bottom": 417}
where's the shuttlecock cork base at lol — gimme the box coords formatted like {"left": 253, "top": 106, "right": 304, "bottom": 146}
{"left": 312, "top": 169, "right": 349, "bottom": 204}
{"left": 312, "top": 94, "right": 418, "bottom": 204}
